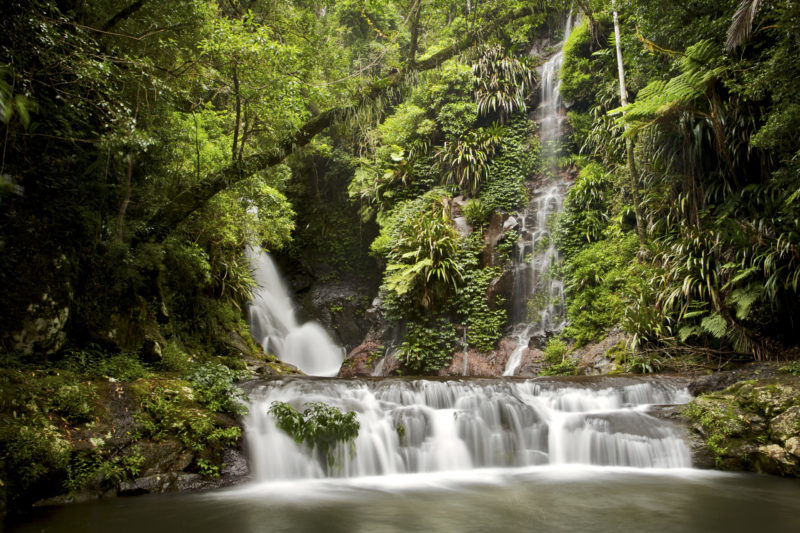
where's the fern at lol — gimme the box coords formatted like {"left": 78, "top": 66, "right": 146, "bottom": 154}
{"left": 700, "top": 313, "right": 728, "bottom": 339}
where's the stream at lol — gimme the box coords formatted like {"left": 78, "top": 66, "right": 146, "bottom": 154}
{"left": 10, "top": 376, "right": 800, "bottom": 532}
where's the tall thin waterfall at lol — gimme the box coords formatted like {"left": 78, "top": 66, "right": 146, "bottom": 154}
{"left": 246, "top": 247, "right": 345, "bottom": 377}
{"left": 503, "top": 14, "right": 578, "bottom": 376}
{"left": 244, "top": 377, "right": 693, "bottom": 480}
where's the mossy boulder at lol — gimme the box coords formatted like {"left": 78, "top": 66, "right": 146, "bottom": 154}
{"left": 684, "top": 373, "right": 800, "bottom": 476}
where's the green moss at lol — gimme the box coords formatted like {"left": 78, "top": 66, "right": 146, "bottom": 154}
{"left": 684, "top": 376, "right": 800, "bottom": 470}
{"left": 559, "top": 20, "right": 593, "bottom": 106}
{"left": 683, "top": 397, "right": 746, "bottom": 466}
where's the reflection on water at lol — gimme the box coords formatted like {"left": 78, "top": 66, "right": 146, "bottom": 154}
{"left": 9, "top": 468, "right": 800, "bottom": 533}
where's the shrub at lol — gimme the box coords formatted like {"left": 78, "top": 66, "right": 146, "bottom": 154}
{"left": 187, "top": 363, "right": 248, "bottom": 416}
{"left": 462, "top": 198, "right": 492, "bottom": 228}
{"left": 543, "top": 338, "right": 568, "bottom": 365}
{"left": 540, "top": 338, "right": 576, "bottom": 376}
{"left": 160, "top": 340, "right": 192, "bottom": 373}
{"left": 269, "top": 401, "right": 359, "bottom": 467}
{"left": 135, "top": 386, "right": 242, "bottom": 454}
{"left": 51, "top": 383, "right": 97, "bottom": 424}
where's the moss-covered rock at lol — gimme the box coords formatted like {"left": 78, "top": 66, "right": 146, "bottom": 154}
{"left": 0, "top": 355, "right": 256, "bottom": 514}
{"left": 683, "top": 373, "right": 800, "bottom": 476}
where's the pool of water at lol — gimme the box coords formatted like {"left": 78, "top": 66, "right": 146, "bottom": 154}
{"left": 9, "top": 467, "right": 800, "bottom": 533}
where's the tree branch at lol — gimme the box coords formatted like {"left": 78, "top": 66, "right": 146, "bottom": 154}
{"left": 102, "top": 1, "right": 146, "bottom": 32}
{"left": 134, "top": 5, "right": 536, "bottom": 245}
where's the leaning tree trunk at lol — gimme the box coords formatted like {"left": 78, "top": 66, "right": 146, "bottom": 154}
{"left": 612, "top": 2, "right": 646, "bottom": 246}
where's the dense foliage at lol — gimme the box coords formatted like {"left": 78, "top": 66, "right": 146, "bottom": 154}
{"left": 1, "top": 0, "right": 799, "bottom": 511}
{"left": 554, "top": 0, "right": 800, "bottom": 360}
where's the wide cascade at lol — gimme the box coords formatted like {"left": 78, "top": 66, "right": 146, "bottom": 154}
{"left": 244, "top": 377, "right": 692, "bottom": 480}
{"left": 246, "top": 247, "right": 345, "bottom": 377}
{"left": 503, "top": 15, "right": 577, "bottom": 376}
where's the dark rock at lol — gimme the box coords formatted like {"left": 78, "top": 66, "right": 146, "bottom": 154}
{"left": 517, "top": 349, "right": 546, "bottom": 377}
{"left": 486, "top": 269, "right": 515, "bottom": 311}
{"left": 139, "top": 440, "right": 193, "bottom": 478}
{"left": 689, "top": 372, "right": 749, "bottom": 396}
{"left": 5, "top": 254, "right": 74, "bottom": 356}
{"left": 140, "top": 337, "right": 163, "bottom": 364}
{"left": 118, "top": 473, "right": 178, "bottom": 496}
{"left": 304, "top": 278, "right": 374, "bottom": 351}
{"left": 173, "top": 473, "right": 207, "bottom": 492}
{"left": 221, "top": 448, "right": 249, "bottom": 478}
{"left": 483, "top": 212, "right": 510, "bottom": 266}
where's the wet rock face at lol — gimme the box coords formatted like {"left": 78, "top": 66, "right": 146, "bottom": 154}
{"left": 300, "top": 278, "right": 374, "bottom": 352}
{"left": 439, "top": 337, "right": 545, "bottom": 377}
{"left": 572, "top": 330, "right": 628, "bottom": 376}
{"left": 683, "top": 374, "right": 800, "bottom": 477}
{"left": 483, "top": 212, "right": 511, "bottom": 267}
{"left": 339, "top": 341, "right": 384, "bottom": 378}
{"left": 486, "top": 269, "right": 515, "bottom": 312}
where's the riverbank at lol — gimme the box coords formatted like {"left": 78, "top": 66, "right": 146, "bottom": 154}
{"left": 3, "top": 353, "right": 798, "bottom": 519}
{"left": 0, "top": 350, "right": 300, "bottom": 516}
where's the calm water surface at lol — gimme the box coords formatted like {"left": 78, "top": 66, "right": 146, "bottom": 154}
{"left": 8, "top": 467, "right": 800, "bottom": 533}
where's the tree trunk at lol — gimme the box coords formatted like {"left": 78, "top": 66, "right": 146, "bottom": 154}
{"left": 408, "top": 1, "right": 422, "bottom": 65}
{"left": 612, "top": 2, "right": 646, "bottom": 246}
{"left": 232, "top": 65, "right": 241, "bottom": 161}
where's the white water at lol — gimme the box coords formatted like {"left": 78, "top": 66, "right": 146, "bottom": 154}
{"left": 246, "top": 247, "right": 345, "bottom": 376}
{"left": 503, "top": 14, "right": 578, "bottom": 376}
{"left": 244, "top": 377, "right": 692, "bottom": 481}
{"left": 538, "top": 11, "right": 577, "bottom": 164}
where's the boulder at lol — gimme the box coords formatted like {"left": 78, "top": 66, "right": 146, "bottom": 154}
{"left": 785, "top": 437, "right": 800, "bottom": 459}
{"left": 486, "top": 269, "right": 515, "bottom": 311}
{"left": 756, "top": 444, "right": 800, "bottom": 476}
{"left": 221, "top": 448, "right": 249, "bottom": 478}
{"left": 339, "top": 341, "right": 384, "bottom": 378}
{"left": 770, "top": 405, "right": 800, "bottom": 444}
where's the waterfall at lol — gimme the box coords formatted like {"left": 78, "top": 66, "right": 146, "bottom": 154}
{"left": 503, "top": 14, "right": 578, "bottom": 376}
{"left": 244, "top": 377, "right": 693, "bottom": 481}
{"left": 246, "top": 247, "right": 345, "bottom": 377}
{"left": 538, "top": 10, "right": 576, "bottom": 165}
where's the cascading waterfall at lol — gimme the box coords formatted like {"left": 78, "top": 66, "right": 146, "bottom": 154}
{"left": 246, "top": 246, "right": 345, "bottom": 377}
{"left": 503, "top": 14, "right": 578, "bottom": 376}
{"left": 244, "top": 377, "right": 693, "bottom": 481}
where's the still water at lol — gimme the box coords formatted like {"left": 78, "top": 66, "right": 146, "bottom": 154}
{"left": 9, "top": 467, "right": 800, "bottom": 533}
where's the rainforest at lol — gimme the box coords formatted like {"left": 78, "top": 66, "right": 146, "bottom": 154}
{"left": 1, "top": 0, "right": 799, "bottom": 531}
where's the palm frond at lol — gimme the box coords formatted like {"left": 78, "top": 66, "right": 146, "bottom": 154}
{"left": 726, "top": 0, "right": 762, "bottom": 51}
